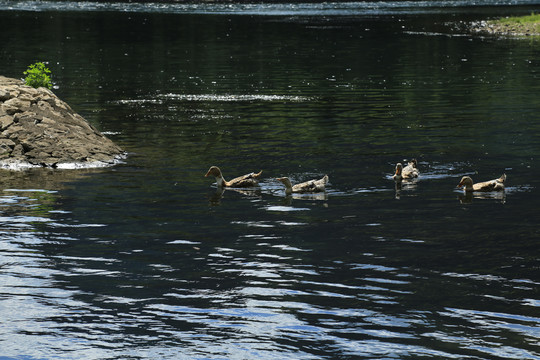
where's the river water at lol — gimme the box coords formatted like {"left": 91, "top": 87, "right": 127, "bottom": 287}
{"left": 0, "top": 1, "right": 539, "bottom": 359}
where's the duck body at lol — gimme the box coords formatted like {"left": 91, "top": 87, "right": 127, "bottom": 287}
{"left": 205, "top": 166, "right": 262, "bottom": 188}
{"left": 402, "top": 159, "right": 419, "bottom": 178}
{"left": 276, "top": 175, "right": 329, "bottom": 195}
{"left": 457, "top": 174, "right": 506, "bottom": 192}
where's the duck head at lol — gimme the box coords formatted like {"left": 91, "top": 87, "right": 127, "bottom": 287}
{"left": 276, "top": 177, "right": 294, "bottom": 194}
{"left": 205, "top": 166, "right": 222, "bottom": 178}
{"left": 205, "top": 166, "right": 225, "bottom": 187}
{"left": 276, "top": 177, "right": 293, "bottom": 188}
{"left": 457, "top": 176, "right": 474, "bottom": 191}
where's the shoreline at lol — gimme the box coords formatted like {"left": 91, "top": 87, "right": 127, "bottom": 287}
{"left": 472, "top": 13, "right": 540, "bottom": 37}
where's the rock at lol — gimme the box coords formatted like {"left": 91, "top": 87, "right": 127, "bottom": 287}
{"left": 0, "top": 115, "right": 14, "bottom": 130}
{"left": 0, "top": 89, "right": 10, "bottom": 101}
{"left": 4, "top": 97, "right": 31, "bottom": 112}
{"left": 0, "top": 75, "right": 124, "bottom": 169}
{"left": 0, "top": 138, "right": 15, "bottom": 155}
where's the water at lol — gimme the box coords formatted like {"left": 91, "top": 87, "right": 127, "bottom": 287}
{"left": 1, "top": 1, "right": 540, "bottom": 359}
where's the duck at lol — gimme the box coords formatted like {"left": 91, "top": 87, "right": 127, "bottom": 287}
{"left": 205, "top": 166, "right": 262, "bottom": 188}
{"left": 276, "top": 175, "right": 329, "bottom": 195}
{"left": 393, "top": 159, "right": 419, "bottom": 182}
{"left": 457, "top": 174, "right": 506, "bottom": 192}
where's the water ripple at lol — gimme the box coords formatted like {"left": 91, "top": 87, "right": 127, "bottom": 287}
{"left": 115, "top": 93, "right": 313, "bottom": 105}
{"left": 1, "top": 4, "right": 540, "bottom": 359}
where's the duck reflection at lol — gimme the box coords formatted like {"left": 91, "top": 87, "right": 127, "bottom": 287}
{"left": 280, "top": 192, "right": 329, "bottom": 204}
{"left": 394, "top": 181, "right": 401, "bottom": 199}
{"left": 394, "top": 177, "right": 418, "bottom": 200}
{"left": 208, "top": 186, "right": 262, "bottom": 206}
{"left": 208, "top": 187, "right": 225, "bottom": 205}
{"left": 457, "top": 190, "right": 506, "bottom": 204}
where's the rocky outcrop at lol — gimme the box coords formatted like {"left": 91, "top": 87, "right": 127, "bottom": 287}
{"left": 0, "top": 76, "right": 124, "bottom": 169}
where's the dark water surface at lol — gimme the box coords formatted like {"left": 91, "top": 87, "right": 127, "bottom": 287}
{"left": 1, "top": 1, "right": 540, "bottom": 359}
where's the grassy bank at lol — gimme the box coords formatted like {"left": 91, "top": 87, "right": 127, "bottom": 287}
{"left": 475, "top": 13, "right": 540, "bottom": 36}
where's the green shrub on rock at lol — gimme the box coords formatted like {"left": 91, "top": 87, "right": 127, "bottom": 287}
{"left": 23, "top": 62, "right": 52, "bottom": 89}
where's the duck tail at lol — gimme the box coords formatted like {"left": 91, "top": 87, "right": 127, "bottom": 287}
{"left": 322, "top": 174, "right": 329, "bottom": 184}
{"left": 498, "top": 173, "right": 506, "bottom": 184}
{"left": 253, "top": 170, "right": 263, "bottom": 178}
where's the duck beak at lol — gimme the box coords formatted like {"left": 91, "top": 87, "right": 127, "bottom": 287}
{"left": 204, "top": 170, "right": 211, "bottom": 177}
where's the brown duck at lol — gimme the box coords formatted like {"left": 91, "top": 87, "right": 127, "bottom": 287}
{"left": 457, "top": 174, "right": 506, "bottom": 192}
{"left": 276, "top": 175, "right": 329, "bottom": 195}
{"left": 393, "top": 159, "right": 419, "bottom": 182}
{"left": 205, "top": 166, "right": 262, "bottom": 188}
